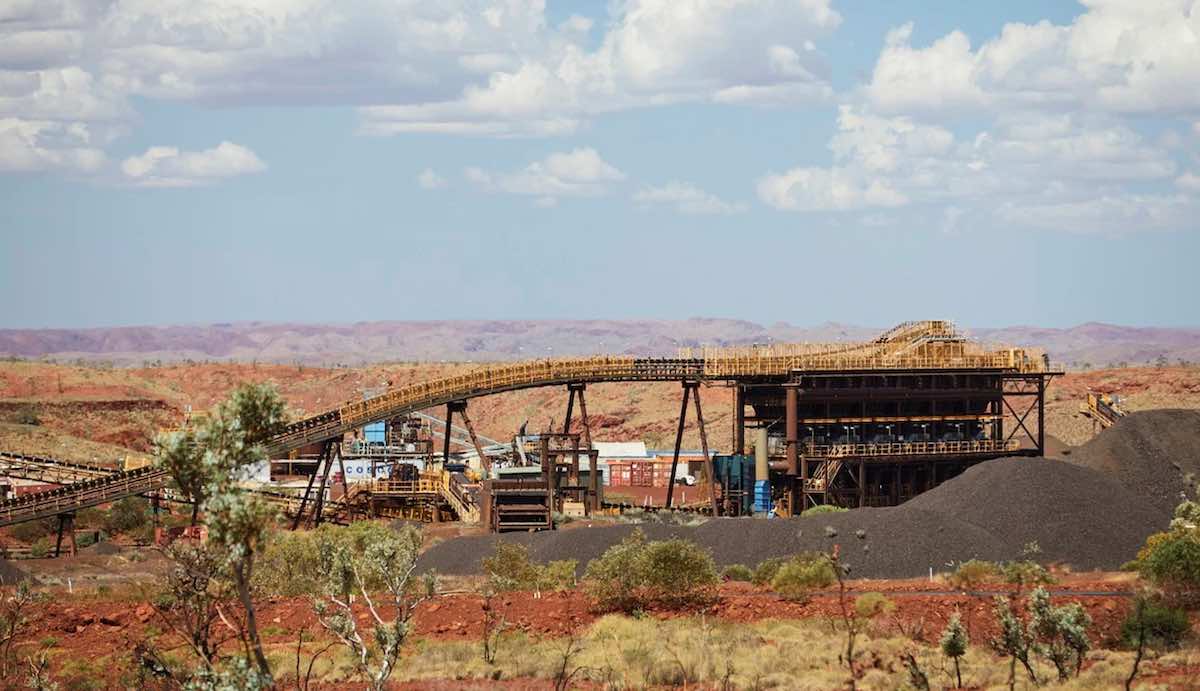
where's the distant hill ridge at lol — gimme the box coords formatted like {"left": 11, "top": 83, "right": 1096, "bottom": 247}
{"left": 1, "top": 319, "right": 1197, "bottom": 368}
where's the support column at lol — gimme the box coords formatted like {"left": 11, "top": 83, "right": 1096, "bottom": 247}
{"left": 336, "top": 438, "right": 350, "bottom": 501}
{"left": 569, "top": 434, "right": 580, "bottom": 486}
{"left": 54, "top": 513, "right": 76, "bottom": 557}
{"left": 733, "top": 385, "right": 745, "bottom": 456}
{"left": 442, "top": 403, "right": 454, "bottom": 466}
{"left": 563, "top": 385, "right": 576, "bottom": 436}
{"left": 785, "top": 386, "right": 799, "bottom": 476}
{"left": 455, "top": 401, "right": 489, "bottom": 472}
{"left": 540, "top": 436, "right": 554, "bottom": 517}
{"left": 291, "top": 439, "right": 333, "bottom": 530}
{"left": 574, "top": 384, "right": 597, "bottom": 513}
{"left": 574, "top": 384, "right": 593, "bottom": 451}
{"left": 692, "top": 382, "right": 720, "bottom": 518}
{"left": 1037, "top": 376, "right": 1046, "bottom": 456}
{"left": 857, "top": 460, "right": 865, "bottom": 508}
{"left": 665, "top": 383, "right": 691, "bottom": 509}
{"left": 312, "top": 445, "right": 337, "bottom": 527}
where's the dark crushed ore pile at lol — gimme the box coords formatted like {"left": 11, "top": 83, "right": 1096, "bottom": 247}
{"left": 419, "top": 411, "right": 1200, "bottom": 579}
{"left": 1064, "top": 409, "right": 1200, "bottom": 516}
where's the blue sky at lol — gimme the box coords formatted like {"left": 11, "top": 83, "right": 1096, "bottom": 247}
{"left": 1, "top": 1, "right": 1198, "bottom": 329}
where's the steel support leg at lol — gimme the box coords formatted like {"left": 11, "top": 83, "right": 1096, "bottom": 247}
{"left": 311, "top": 445, "right": 337, "bottom": 527}
{"left": 1037, "top": 376, "right": 1046, "bottom": 455}
{"left": 574, "top": 384, "right": 596, "bottom": 512}
{"left": 291, "top": 440, "right": 332, "bottom": 530}
{"left": 563, "top": 386, "right": 576, "bottom": 436}
{"left": 692, "top": 382, "right": 720, "bottom": 517}
{"left": 858, "top": 460, "right": 865, "bottom": 508}
{"left": 456, "top": 402, "right": 490, "bottom": 473}
{"left": 442, "top": 404, "right": 454, "bottom": 466}
{"left": 665, "top": 383, "right": 691, "bottom": 509}
{"left": 733, "top": 385, "right": 745, "bottom": 455}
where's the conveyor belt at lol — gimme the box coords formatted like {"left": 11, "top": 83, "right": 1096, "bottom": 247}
{"left": 267, "top": 321, "right": 1045, "bottom": 456}
{"left": 0, "top": 452, "right": 347, "bottom": 527}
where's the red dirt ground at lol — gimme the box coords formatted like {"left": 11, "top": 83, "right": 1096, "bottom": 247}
{"left": 18, "top": 575, "right": 1144, "bottom": 655}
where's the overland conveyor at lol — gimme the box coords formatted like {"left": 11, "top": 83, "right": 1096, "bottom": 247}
{"left": 0, "top": 453, "right": 348, "bottom": 528}
{"left": 0, "top": 451, "right": 120, "bottom": 485}
{"left": 265, "top": 320, "right": 1044, "bottom": 457}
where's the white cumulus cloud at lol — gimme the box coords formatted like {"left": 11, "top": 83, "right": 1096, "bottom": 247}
{"left": 417, "top": 167, "right": 447, "bottom": 190}
{"left": 866, "top": 3, "right": 1200, "bottom": 116}
{"left": 633, "top": 181, "right": 746, "bottom": 215}
{"left": 121, "top": 141, "right": 266, "bottom": 187}
{"left": 465, "top": 147, "right": 624, "bottom": 204}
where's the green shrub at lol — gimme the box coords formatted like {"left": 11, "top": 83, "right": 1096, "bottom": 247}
{"left": 482, "top": 542, "right": 540, "bottom": 590}
{"left": 722, "top": 564, "right": 754, "bottom": 582}
{"left": 801, "top": 505, "right": 848, "bottom": 516}
{"left": 752, "top": 557, "right": 786, "bottom": 586}
{"left": 76, "top": 532, "right": 97, "bottom": 548}
{"left": 770, "top": 553, "right": 836, "bottom": 601}
{"left": 537, "top": 559, "right": 578, "bottom": 593}
{"left": 1138, "top": 530, "right": 1200, "bottom": 605}
{"left": 1002, "top": 559, "right": 1055, "bottom": 588}
{"left": 948, "top": 559, "right": 1001, "bottom": 590}
{"left": 253, "top": 528, "right": 321, "bottom": 596}
{"left": 854, "top": 592, "right": 896, "bottom": 619}
{"left": 103, "top": 497, "right": 150, "bottom": 535}
{"left": 29, "top": 537, "right": 51, "bottom": 558}
{"left": 637, "top": 539, "right": 719, "bottom": 608}
{"left": 1120, "top": 599, "right": 1191, "bottom": 649}
{"left": 583, "top": 529, "right": 719, "bottom": 612}
{"left": 481, "top": 542, "right": 577, "bottom": 593}
{"left": 585, "top": 530, "right": 650, "bottom": 612}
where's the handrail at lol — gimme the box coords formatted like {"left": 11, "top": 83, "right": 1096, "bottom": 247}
{"left": 805, "top": 439, "right": 1020, "bottom": 459}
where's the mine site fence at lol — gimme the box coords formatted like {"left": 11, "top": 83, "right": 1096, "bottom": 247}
{"left": 808, "top": 439, "right": 1020, "bottom": 459}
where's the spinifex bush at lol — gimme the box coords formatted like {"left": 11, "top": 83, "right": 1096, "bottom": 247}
{"left": 482, "top": 542, "right": 540, "bottom": 590}
{"left": 482, "top": 542, "right": 576, "bottom": 594}
{"left": 638, "top": 539, "right": 720, "bottom": 608}
{"left": 583, "top": 529, "right": 718, "bottom": 612}
{"left": 947, "top": 559, "right": 1001, "bottom": 591}
{"left": 770, "top": 553, "right": 836, "bottom": 602}
{"left": 853, "top": 592, "right": 895, "bottom": 620}
{"left": 751, "top": 557, "right": 786, "bottom": 586}
{"left": 721, "top": 564, "right": 753, "bottom": 582}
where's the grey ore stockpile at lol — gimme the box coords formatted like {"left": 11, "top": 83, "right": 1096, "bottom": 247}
{"left": 419, "top": 410, "right": 1200, "bottom": 579}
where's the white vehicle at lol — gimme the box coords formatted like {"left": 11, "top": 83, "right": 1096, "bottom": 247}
{"left": 673, "top": 467, "right": 697, "bottom": 486}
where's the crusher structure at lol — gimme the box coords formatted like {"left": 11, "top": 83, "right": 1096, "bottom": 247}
{"left": 721, "top": 320, "right": 1057, "bottom": 515}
